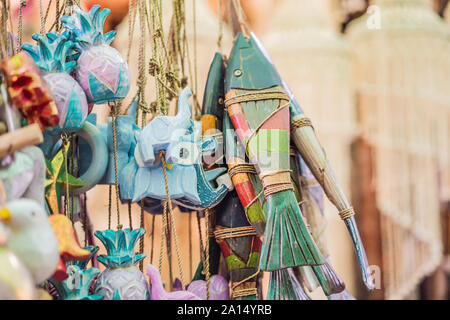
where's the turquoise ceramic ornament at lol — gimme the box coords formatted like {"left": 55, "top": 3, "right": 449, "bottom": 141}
{"left": 61, "top": 5, "right": 130, "bottom": 104}
{"left": 94, "top": 228, "right": 149, "bottom": 300}
{"left": 50, "top": 246, "right": 102, "bottom": 300}
{"left": 0, "top": 199, "right": 59, "bottom": 285}
{"left": 98, "top": 100, "right": 140, "bottom": 185}
{"left": 22, "top": 32, "right": 88, "bottom": 134}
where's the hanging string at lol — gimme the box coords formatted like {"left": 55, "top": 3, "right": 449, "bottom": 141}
{"left": 169, "top": 0, "right": 182, "bottom": 79}
{"left": 149, "top": 0, "right": 169, "bottom": 114}
{"left": 180, "top": 0, "right": 201, "bottom": 119}
{"left": 165, "top": 206, "right": 174, "bottom": 291}
{"left": 127, "top": 200, "right": 133, "bottom": 230}
{"left": 55, "top": 0, "right": 61, "bottom": 31}
{"left": 69, "top": 135, "right": 77, "bottom": 224}
{"left": 48, "top": 0, "right": 65, "bottom": 32}
{"left": 139, "top": 201, "right": 145, "bottom": 271}
{"left": 135, "top": 0, "right": 149, "bottom": 271}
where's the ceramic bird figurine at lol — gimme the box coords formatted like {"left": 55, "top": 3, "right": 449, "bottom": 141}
{"left": 146, "top": 264, "right": 201, "bottom": 300}
{"left": 224, "top": 33, "right": 325, "bottom": 272}
{"left": 0, "top": 199, "right": 59, "bottom": 285}
{"left": 0, "top": 52, "right": 59, "bottom": 131}
{"left": 49, "top": 246, "right": 102, "bottom": 300}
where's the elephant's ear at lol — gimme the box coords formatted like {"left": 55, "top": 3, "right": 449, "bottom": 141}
{"left": 199, "top": 136, "right": 218, "bottom": 155}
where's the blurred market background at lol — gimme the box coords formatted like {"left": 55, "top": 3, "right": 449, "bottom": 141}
{"left": 10, "top": 0, "right": 450, "bottom": 300}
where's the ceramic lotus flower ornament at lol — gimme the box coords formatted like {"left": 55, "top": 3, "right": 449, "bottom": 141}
{"left": 94, "top": 228, "right": 149, "bottom": 300}
{"left": 61, "top": 5, "right": 130, "bottom": 104}
{"left": 22, "top": 32, "right": 88, "bottom": 134}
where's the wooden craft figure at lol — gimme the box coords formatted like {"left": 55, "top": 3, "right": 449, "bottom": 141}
{"left": 41, "top": 120, "right": 108, "bottom": 196}
{"left": 22, "top": 32, "right": 89, "bottom": 134}
{"left": 186, "top": 276, "right": 230, "bottom": 300}
{"left": 0, "top": 75, "right": 18, "bottom": 139}
{"left": 119, "top": 87, "right": 230, "bottom": 210}
{"left": 61, "top": 5, "right": 130, "bottom": 104}
{"left": 289, "top": 148, "right": 346, "bottom": 296}
{"left": 44, "top": 142, "right": 84, "bottom": 215}
{"left": 214, "top": 190, "right": 262, "bottom": 300}
{"left": 95, "top": 101, "right": 140, "bottom": 186}
{"left": 94, "top": 228, "right": 149, "bottom": 300}
{"left": 295, "top": 156, "right": 355, "bottom": 300}
{"left": 0, "top": 220, "right": 36, "bottom": 299}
